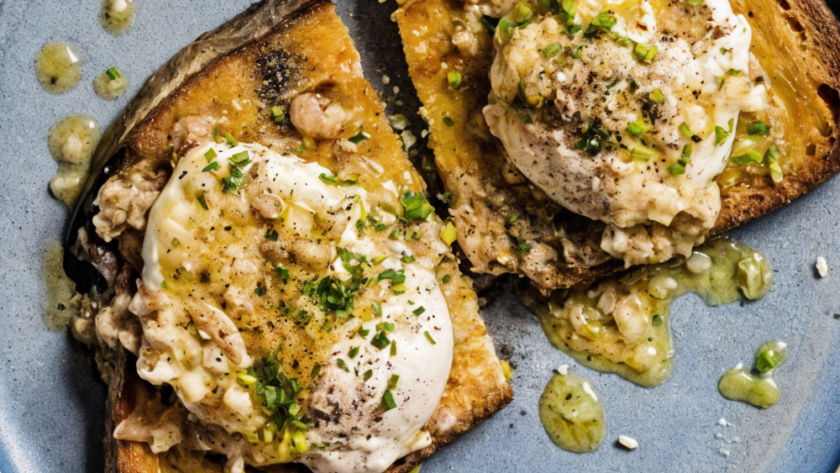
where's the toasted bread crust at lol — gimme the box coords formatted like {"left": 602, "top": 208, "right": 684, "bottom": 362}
{"left": 90, "top": 1, "right": 512, "bottom": 471}
{"left": 395, "top": 0, "right": 840, "bottom": 292}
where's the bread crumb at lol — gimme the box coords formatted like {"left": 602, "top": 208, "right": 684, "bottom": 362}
{"left": 816, "top": 256, "right": 828, "bottom": 278}
{"left": 618, "top": 435, "right": 638, "bottom": 450}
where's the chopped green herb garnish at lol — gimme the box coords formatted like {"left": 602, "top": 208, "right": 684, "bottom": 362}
{"left": 442, "top": 116, "right": 455, "bottom": 127}
{"left": 388, "top": 374, "right": 400, "bottom": 389}
{"left": 349, "top": 347, "right": 359, "bottom": 359}
{"left": 363, "top": 369, "right": 374, "bottom": 381}
{"left": 265, "top": 229, "right": 279, "bottom": 241}
{"left": 481, "top": 15, "right": 497, "bottom": 34}
{"left": 222, "top": 165, "right": 244, "bottom": 193}
{"left": 376, "top": 322, "right": 395, "bottom": 332}
{"left": 311, "top": 364, "right": 321, "bottom": 378}
{"left": 746, "top": 121, "right": 770, "bottom": 135}
{"left": 413, "top": 306, "right": 426, "bottom": 316}
{"left": 514, "top": 1, "right": 537, "bottom": 23}
{"left": 359, "top": 326, "right": 370, "bottom": 337}
{"left": 442, "top": 274, "right": 452, "bottom": 284}
{"left": 756, "top": 349, "right": 779, "bottom": 372}
{"left": 382, "top": 390, "right": 397, "bottom": 411}
{"left": 447, "top": 71, "right": 462, "bottom": 89}
{"left": 518, "top": 243, "right": 533, "bottom": 252}
{"left": 520, "top": 114, "right": 534, "bottom": 124}
{"left": 225, "top": 132, "right": 238, "bottom": 147}
{"left": 171, "top": 238, "right": 180, "bottom": 247}
{"left": 105, "top": 67, "right": 122, "bottom": 80}
{"left": 652, "top": 314, "right": 664, "bottom": 326}
{"left": 337, "top": 359, "right": 349, "bottom": 372}
{"left": 372, "top": 301, "right": 383, "bottom": 318}
{"left": 390, "top": 340, "right": 397, "bottom": 356}
{"left": 161, "top": 280, "right": 167, "bottom": 289}
{"left": 648, "top": 88, "right": 665, "bottom": 104}
{"left": 592, "top": 11, "right": 617, "bottom": 28}
{"left": 733, "top": 150, "right": 764, "bottom": 164}
{"left": 631, "top": 146, "right": 654, "bottom": 162}
{"left": 764, "top": 144, "right": 780, "bottom": 163}
{"left": 202, "top": 161, "right": 219, "bottom": 172}
{"left": 424, "top": 331, "right": 437, "bottom": 345}
{"left": 682, "top": 144, "right": 693, "bottom": 159}
{"left": 197, "top": 192, "right": 209, "bottom": 210}
{"left": 627, "top": 122, "right": 644, "bottom": 136}
{"left": 542, "top": 42, "right": 563, "bottom": 57}
{"left": 349, "top": 131, "right": 367, "bottom": 144}
{"left": 378, "top": 269, "right": 406, "bottom": 284}
{"left": 715, "top": 125, "right": 730, "bottom": 145}
{"left": 270, "top": 106, "right": 285, "bottom": 123}
{"left": 371, "top": 331, "right": 390, "bottom": 349}
{"left": 401, "top": 191, "right": 435, "bottom": 221}
{"left": 633, "top": 42, "right": 657, "bottom": 62}
{"left": 254, "top": 287, "right": 267, "bottom": 297}
{"left": 678, "top": 122, "right": 694, "bottom": 139}
{"left": 204, "top": 148, "right": 218, "bottom": 162}
{"left": 668, "top": 164, "right": 686, "bottom": 175}
{"left": 276, "top": 265, "right": 290, "bottom": 282}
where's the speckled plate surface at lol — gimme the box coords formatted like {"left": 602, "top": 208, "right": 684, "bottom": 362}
{"left": 2, "top": 1, "right": 840, "bottom": 472}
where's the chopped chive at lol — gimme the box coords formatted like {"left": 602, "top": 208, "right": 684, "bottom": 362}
{"left": 319, "top": 173, "right": 338, "bottom": 185}
{"left": 480, "top": 16, "right": 497, "bottom": 34}
{"left": 375, "top": 224, "right": 387, "bottom": 232}
{"left": 733, "top": 150, "right": 764, "bottom": 164}
{"left": 270, "top": 106, "right": 285, "bottom": 123}
{"left": 371, "top": 331, "right": 390, "bottom": 349}
{"left": 648, "top": 89, "right": 665, "bottom": 104}
{"left": 276, "top": 265, "right": 290, "bottom": 282}
{"left": 413, "top": 306, "right": 426, "bottom": 316}
{"left": 447, "top": 71, "right": 462, "bottom": 89}
{"left": 311, "top": 364, "right": 321, "bottom": 378}
{"left": 668, "top": 164, "right": 686, "bottom": 175}
{"left": 682, "top": 144, "right": 693, "bottom": 159}
{"left": 401, "top": 255, "right": 416, "bottom": 264}
{"left": 518, "top": 243, "right": 533, "bottom": 252}
{"left": 382, "top": 390, "right": 397, "bottom": 411}
{"left": 728, "top": 118, "right": 735, "bottom": 133}
{"left": 349, "top": 131, "right": 367, "bottom": 143}
{"left": 519, "top": 114, "right": 533, "bottom": 124}
{"left": 204, "top": 148, "right": 218, "bottom": 162}
{"left": 746, "top": 121, "right": 770, "bottom": 135}
{"left": 359, "top": 327, "right": 370, "bottom": 337}
{"left": 376, "top": 322, "right": 395, "bottom": 332}
{"left": 388, "top": 374, "right": 400, "bottom": 389}
{"left": 424, "top": 331, "right": 437, "bottom": 345}
{"left": 161, "top": 280, "right": 167, "bottom": 289}
{"left": 626, "top": 122, "right": 644, "bottom": 136}
{"left": 372, "top": 254, "right": 389, "bottom": 265}
{"left": 652, "top": 314, "right": 664, "bottom": 326}
{"left": 265, "top": 229, "right": 279, "bottom": 241}
{"left": 392, "top": 283, "right": 406, "bottom": 295}
{"left": 442, "top": 116, "right": 454, "bottom": 127}
{"left": 442, "top": 274, "right": 452, "bottom": 284}
{"left": 389, "top": 228, "right": 400, "bottom": 240}
{"left": 337, "top": 359, "right": 349, "bottom": 372}
{"left": 631, "top": 146, "right": 654, "bottom": 162}
{"left": 197, "top": 192, "right": 209, "bottom": 210}
{"left": 364, "top": 369, "right": 374, "bottom": 381}
{"left": 764, "top": 144, "right": 780, "bottom": 163}
{"left": 349, "top": 347, "right": 359, "bottom": 359}
{"left": 254, "top": 287, "right": 266, "bottom": 296}
{"left": 372, "top": 301, "right": 383, "bottom": 318}
{"left": 225, "top": 132, "right": 238, "bottom": 147}
{"left": 105, "top": 67, "right": 122, "bottom": 80}
{"left": 542, "top": 42, "right": 563, "bottom": 58}
{"left": 390, "top": 340, "right": 397, "bottom": 356}
{"left": 171, "top": 238, "right": 180, "bottom": 247}
{"left": 678, "top": 122, "right": 693, "bottom": 138}
{"left": 202, "top": 161, "right": 219, "bottom": 172}
{"left": 714, "top": 125, "right": 730, "bottom": 145}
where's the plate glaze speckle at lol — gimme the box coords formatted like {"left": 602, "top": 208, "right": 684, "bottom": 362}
{"left": 1, "top": 1, "right": 840, "bottom": 472}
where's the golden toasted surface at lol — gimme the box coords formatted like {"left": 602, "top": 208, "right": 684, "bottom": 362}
{"left": 395, "top": 0, "right": 840, "bottom": 291}
{"left": 99, "top": 0, "right": 512, "bottom": 471}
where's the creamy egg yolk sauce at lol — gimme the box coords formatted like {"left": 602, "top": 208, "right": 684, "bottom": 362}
{"left": 483, "top": 0, "right": 769, "bottom": 266}
{"left": 128, "top": 141, "right": 454, "bottom": 473}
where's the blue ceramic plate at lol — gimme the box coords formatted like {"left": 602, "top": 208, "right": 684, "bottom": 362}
{"left": 1, "top": 1, "right": 840, "bottom": 471}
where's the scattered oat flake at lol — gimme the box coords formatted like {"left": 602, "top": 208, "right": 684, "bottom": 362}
{"left": 618, "top": 435, "right": 639, "bottom": 450}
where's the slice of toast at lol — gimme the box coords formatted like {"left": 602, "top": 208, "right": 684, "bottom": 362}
{"left": 69, "top": 1, "right": 512, "bottom": 471}
{"left": 394, "top": 0, "right": 840, "bottom": 292}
